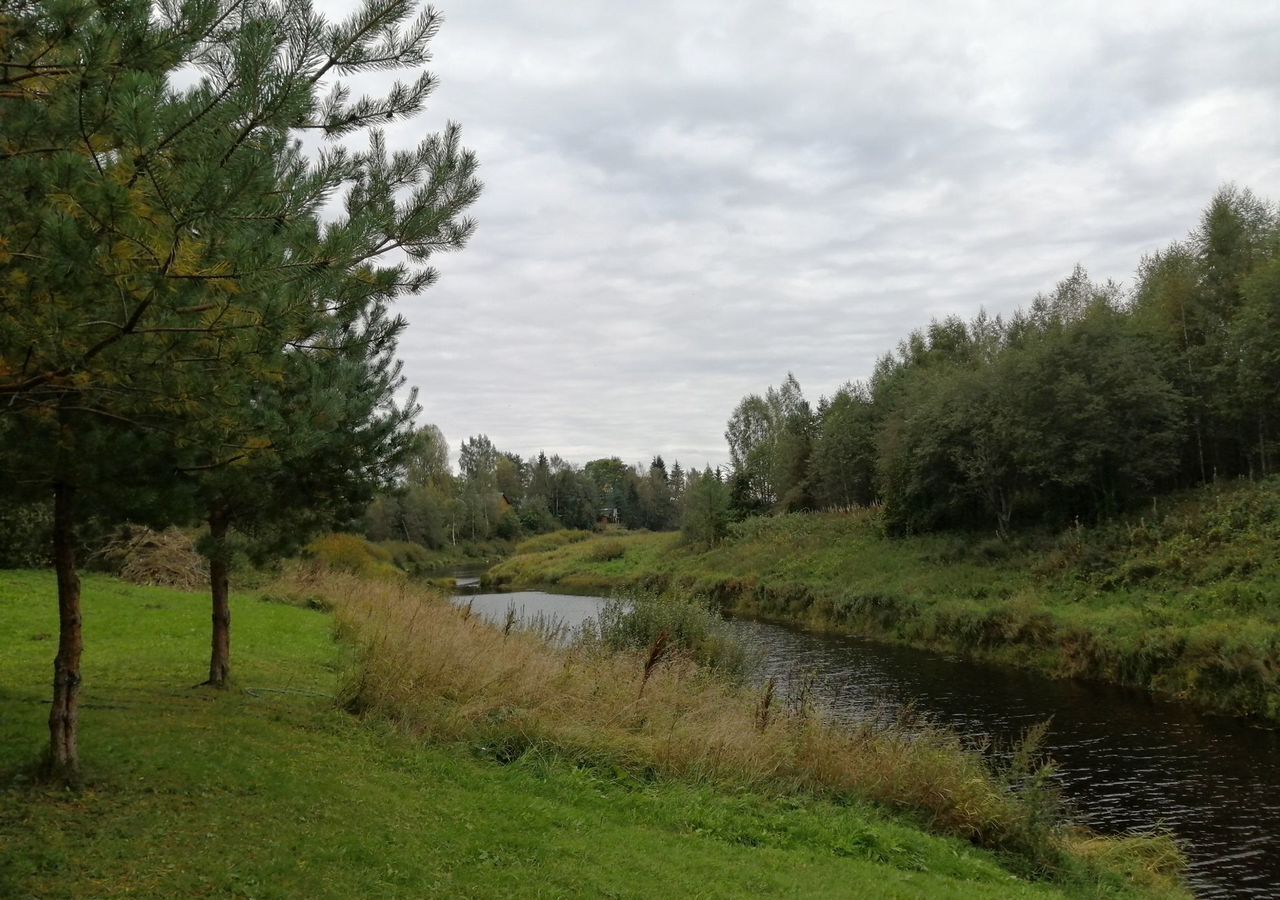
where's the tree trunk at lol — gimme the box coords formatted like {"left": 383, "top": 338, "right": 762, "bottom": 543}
{"left": 206, "top": 508, "right": 232, "bottom": 688}
{"left": 47, "top": 480, "right": 83, "bottom": 784}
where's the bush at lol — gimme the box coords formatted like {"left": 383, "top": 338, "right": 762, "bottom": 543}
{"left": 515, "top": 530, "right": 592, "bottom": 555}
{"left": 376, "top": 540, "right": 434, "bottom": 576}
{"left": 494, "top": 509, "right": 523, "bottom": 541}
{"left": 583, "top": 539, "right": 626, "bottom": 562}
{"left": 303, "top": 533, "right": 401, "bottom": 580}
{"left": 0, "top": 501, "right": 52, "bottom": 568}
{"left": 577, "top": 593, "right": 750, "bottom": 680}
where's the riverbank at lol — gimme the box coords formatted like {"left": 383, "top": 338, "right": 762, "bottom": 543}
{"left": 485, "top": 478, "right": 1280, "bottom": 722}
{"left": 1, "top": 571, "right": 1183, "bottom": 898}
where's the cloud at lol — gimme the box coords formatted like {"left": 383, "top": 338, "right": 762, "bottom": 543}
{"left": 318, "top": 0, "right": 1280, "bottom": 469}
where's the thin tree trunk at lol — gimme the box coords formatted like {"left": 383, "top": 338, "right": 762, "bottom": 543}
{"left": 47, "top": 480, "right": 83, "bottom": 784}
{"left": 1260, "top": 414, "right": 1269, "bottom": 478}
{"left": 206, "top": 508, "right": 232, "bottom": 688}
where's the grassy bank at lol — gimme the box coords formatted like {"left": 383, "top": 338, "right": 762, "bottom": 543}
{"left": 1, "top": 571, "right": 1183, "bottom": 898}
{"left": 486, "top": 478, "right": 1280, "bottom": 722}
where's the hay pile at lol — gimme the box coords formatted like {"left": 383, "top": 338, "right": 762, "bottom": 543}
{"left": 97, "top": 526, "right": 208, "bottom": 591}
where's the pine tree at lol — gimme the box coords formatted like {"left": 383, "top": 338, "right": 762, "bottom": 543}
{"left": 1, "top": 0, "right": 479, "bottom": 777}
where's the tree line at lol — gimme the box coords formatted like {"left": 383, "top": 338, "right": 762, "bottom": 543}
{"left": 0, "top": 0, "right": 477, "bottom": 779}
{"left": 360, "top": 425, "right": 703, "bottom": 543}
{"left": 722, "top": 187, "right": 1280, "bottom": 539}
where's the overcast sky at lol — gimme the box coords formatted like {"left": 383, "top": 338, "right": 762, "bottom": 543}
{"left": 328, "top": 0, "right": 1280, "bottom": 470}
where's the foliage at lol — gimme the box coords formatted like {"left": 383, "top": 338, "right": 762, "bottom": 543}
{"left": 360, "top": 434, "right": 691, "bottom": 548}
{"left": 302, "top": 533, "right": 400, "bottom": 580}
{"left": 0, "top": 0, "right": 482, "bottom": 763}
{"left": 578, "top": 594, "right": 751, "bottom": 679}
{"left": 515, "top": 530, "right": 593, "bottom": 554}
{"left": 682, "top": 468, "right": 732, "bottom": 547}
{"left": 718, "top": 189, "right": 1280, "bottom": 537}
{"left": 0, "top": 501, "right": 52, "bottom": 568}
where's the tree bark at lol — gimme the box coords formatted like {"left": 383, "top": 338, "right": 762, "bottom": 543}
{"left": 47, "top": 480, "right": 83, "bottom": 784}
{"left": 206, "top": 507, "right": 232, "bottom": 688}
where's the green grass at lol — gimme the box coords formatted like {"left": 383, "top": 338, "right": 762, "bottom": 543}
{"left": 485, "top": 478, "right": 1280, "bottom": 722}
{"left": 0, "top": 570, "right": 1162, "bottom": 899}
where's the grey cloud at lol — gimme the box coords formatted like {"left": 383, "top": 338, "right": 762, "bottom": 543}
{"left": 318, "top": 0, "right": 1280, "bottom": 468}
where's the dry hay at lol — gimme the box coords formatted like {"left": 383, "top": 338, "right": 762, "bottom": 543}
{"left": 97, "top": 526, "right": 207, "bottom": 591}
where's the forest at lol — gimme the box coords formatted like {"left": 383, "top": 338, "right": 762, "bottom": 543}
{"left": 716, "top": 186, "right": 1280, "bottom": 540}
{"left": 359, "top": 428, "right": 690, "bottom": 546}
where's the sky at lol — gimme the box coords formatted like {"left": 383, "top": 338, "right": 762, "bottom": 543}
{"left": 321, "top": 0, "right": 1280, "bottom": 471}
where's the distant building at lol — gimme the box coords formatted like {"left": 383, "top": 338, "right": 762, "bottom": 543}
{"left": 597, "top": 506, "right": 619, "bottom": 525}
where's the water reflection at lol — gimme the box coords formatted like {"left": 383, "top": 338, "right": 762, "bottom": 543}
{"left": 455, "top": 591, "right": 1280, "bottom": 898}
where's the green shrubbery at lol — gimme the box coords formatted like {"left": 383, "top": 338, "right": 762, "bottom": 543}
{"left": 0, "top": 502, "right": 51, "bottom": 568}
{"left": 376, "top": 540, "right": 436, "bottom": 576}
{"left": 514, "top": 530, "right": 593, "bottom": 555}
{"left": 583, "top": 539, "right": 627, "bottom": 562}
{"left": 578, "top": 594, "right": 751, "bottom": 679}
{"left": 303, "top": 534, "right": 402, "bottom": 580}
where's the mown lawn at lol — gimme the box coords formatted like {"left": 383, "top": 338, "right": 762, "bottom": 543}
{"left": 0, "top": 570, "right": 1114, "bottom": 899}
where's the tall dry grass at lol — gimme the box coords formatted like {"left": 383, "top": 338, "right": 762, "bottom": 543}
{"left": 265, "top": 566, "right": 1185, "bottom": 885}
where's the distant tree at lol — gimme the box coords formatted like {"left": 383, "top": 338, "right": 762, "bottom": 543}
{"left": 1232, "top": 256, "right": 1280, "bottom": 476}
{"left": 583, "top": 456, "right": 633, "bottom": 521}
{"left": 405, "top": 425, "right": 451, "bottom": 489}
{"left": 516, "top": 494, "right": 559, "bottom": 534}
{"left": 637, "top": 456, "right": 676, "bottom": 529}
{"left": 725, "top": 373, "right": 813, "bottom": 512}
{"left": 682, "top": 467, "right": 731, "bottom": 547}
{"left": 1003, "top": 290, "right": 1185, "bottom": 519}
{"left": 458, "top": 435, "right": 501, "bottom": 539}
{"left": 810, "top": 383, "right": 877, "bottom": 509}
{"left": 496, "top": 452, "right": 526, "bottom": 503}
{"left": 459, "top": 435, "right": 499, "bottom": 483}
{"left": 726, "top": 394, "right": 775, "bottom": 508}
{"left": 669, "top": 461, "right": 687, "bottom": 501}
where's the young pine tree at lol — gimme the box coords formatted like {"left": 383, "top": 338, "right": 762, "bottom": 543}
{"left": 0, "top": 0, "right": 479, "bottom": 776}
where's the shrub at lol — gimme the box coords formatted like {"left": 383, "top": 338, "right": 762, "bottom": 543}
{"left": 303, "top": 533, "right": 401, "bottom": 580}
{"left": 583, "top": 539, "right": 626, "bottom": 562}
{"left": 578, "top": 594, "right": 750, "bottom": 679}
{"left": 0, "top": 501, "right": 52, "bottom": 568}
{"left": 376, "top": 540, "right": 434, "bottom": 576}
{"left": 514, "top": 530, "right": 592, "bottom": 555}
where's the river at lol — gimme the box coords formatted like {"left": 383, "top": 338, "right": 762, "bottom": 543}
{"left": 454, "top": 585, "right": 1280, "bottom": 898}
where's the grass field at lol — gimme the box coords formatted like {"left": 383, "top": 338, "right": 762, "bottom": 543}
{"left": 486, "top": 478, "right": 1280, "bottom": 722}
{"left": 0, "top": 571, "right": 1184, "bottom": 898}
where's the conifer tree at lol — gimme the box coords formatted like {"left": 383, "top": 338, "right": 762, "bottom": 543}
{"left": 1, "top": 0, "right": 479, "bottom": 778}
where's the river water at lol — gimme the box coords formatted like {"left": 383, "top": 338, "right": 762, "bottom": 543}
{"left": 454, "top": 587, "right": 1280, "bottom": 897}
